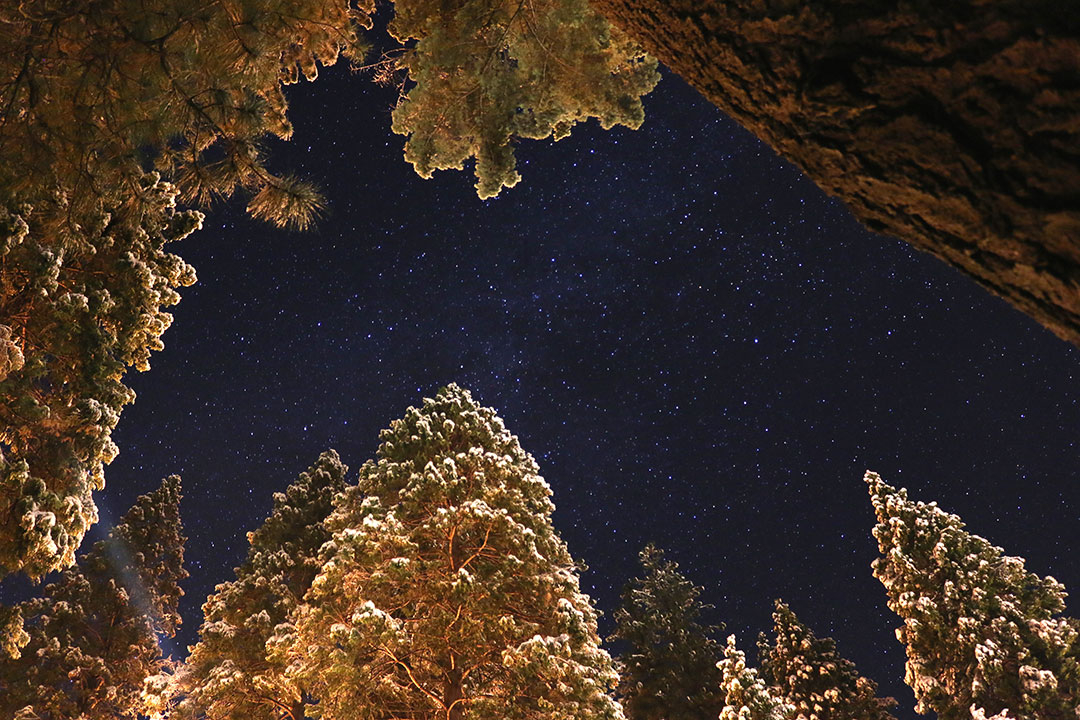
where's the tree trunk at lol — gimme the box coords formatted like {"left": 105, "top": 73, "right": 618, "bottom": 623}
{"left": 444, "top": 665, "right": 465, "bottom": 720}
{"left": 593, "top": 0, "right": 1080, "bottom": 345}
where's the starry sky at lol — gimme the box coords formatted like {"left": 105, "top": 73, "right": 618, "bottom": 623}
{"left": 26, "top": 62, "right": 1080, "bottom": 717}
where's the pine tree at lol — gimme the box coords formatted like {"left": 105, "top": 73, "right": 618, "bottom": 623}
{"left": 0, "top": 0, "right": 653, "bottom": 580}
{"left": 176, "top": 450, "right": 349, "bottom": 720}
{"left": 384, "top": 0, "right": 659, "bottom": 198}
{"left": 0, "top": 178, "right": 199, "bottom": 581}
{"left": 609, "top": 544, "right": 725, "bottom": 720}
{"left": 275, "top": 384, "right": 623, "bottom": 720}
{"left": 0, "top": 475, "right": 187, "bottom": 720}
{"left": 719, "top": 634, "right": 794, "bottom": 720}
{"left": 866, "top": 471, "right": 1080, "bottom": 720}
{"left": 0, "top": 0, "right": 368, "bottom": 232}
{"left": 0, "top": 0, "right": 366, "bottom": 579}
{"left": 757, "top": 600, "right": 896, "bottom": 720}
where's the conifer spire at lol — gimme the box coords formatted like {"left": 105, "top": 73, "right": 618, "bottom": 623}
{"left": 177, "top": 450, "right": 349, "bottom": 720}
{"left": 610, "top": 544, "right": 725, "bottom": 720}
{"left": 867, "top": 471, "right": 1079, "bottom": 719}
{"left": 758, "top": 600, "right": 896, "bottom": 720}
{"left": 719, "top": 635, "right": 794, "bottom": 720}
{"left": 277, "top": 384, "right": 624, "bottom": 720}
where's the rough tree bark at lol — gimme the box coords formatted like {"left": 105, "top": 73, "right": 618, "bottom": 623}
{"left": 593, "top": 0, "right": 1080, "bottom": 345}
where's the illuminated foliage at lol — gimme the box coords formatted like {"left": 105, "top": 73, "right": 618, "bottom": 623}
{"left": 610, "top": 544, "right": 725, "bottom": 720}
{"left": 177, "top": 451, "right": 349, "bottom": 720}
{"left": 719, "top": 635, "right": 794, "bottom": 720}
{"left": 757, "top": 601, "right": 896, "bottom": 720}
{"left": 0, "top": 179, "right": 199, "bottom": 580}
{"left": 0, "top": 0, "right": 367, "bottom": 580}
{"left": 276, "top": 384, "right": 623, "bottom": 720}
{"left": 0, "top": 0, "right": 369, "bottom": 231}
{"left": 386, "top": 0, "right": 659, "bottom": 197}
{"left": 0, "top": 476, "right": 187, "bottom": 720}
{"left": 867, "top": 471, "right": 1080, "bottom": 719}
{"left": 0, "top": 0, "right": 656, "bottom": 579}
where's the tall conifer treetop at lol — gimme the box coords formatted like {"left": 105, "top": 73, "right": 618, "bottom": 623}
{"left": 758, "top": 600, "right": 897, "bottom": 720}
{"left": 276, "top": 384, "right": 624, "bottom": 720}
{"left": 610, "top": 543, "right": 725, "bottom": 720}
{"left": 0, "top": 475, "right": 187, "bottom": 720}
{"left": 866, "top": 471, "right": 1079, "bottom": 720}
{"left": 719, "top": 635, "right": 795, "bottom": 720}
{"left": 178, "top": 450, "right": 349, "bottom": 720}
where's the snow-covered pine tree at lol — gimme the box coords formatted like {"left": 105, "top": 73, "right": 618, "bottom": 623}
{"left": 609, "top": 543, "right": 725, "bottom": 720}
{"left": 176, "top": 450, "right": 349, "bottom": 720}
{"left": 276, "top": 384, "right": 623, "bottom": 720}
{"left": 0, "top": 604, "right": 28, "bottom": 659}
{"left": 866, "top": 471, "right": 1080, "bottom": 720}
{"left": 0, "top": 475, "right": 187, "bottom": 720}
{"left": 719, "top": 634, "right": 795, "bottom": 720}
{"left": 385, "top": 0, "right": 659, "bottom": 198}
{"left": 757, "top": 600, "right": 896, "bottom": 720}
{"left": 0, "top": 179, "right": 200, "bottom": 582}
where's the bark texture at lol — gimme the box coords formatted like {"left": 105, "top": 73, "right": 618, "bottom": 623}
{"left": 593, "top": 0, "right": 1080, "bottom": 344}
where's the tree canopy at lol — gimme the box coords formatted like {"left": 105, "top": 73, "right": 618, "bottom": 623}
{"left": 275, "top": 384, "right": 624, "bottom": 720}
{"left": 718, "top": 634, "right": 794, "bottom": 720}
{"left": 0, "top": 177, "right": 199, "bottom": 580}
{"left": 0, "top": 475, "right": 187, "bottom": 720}
{"left": 0, "top": 0, "right": 656, "bottom": 581}
{"left": 610, "top": 543, "right": 725, "bottom": 720}
{"left": 757, "top": 600, "right": 897, "bottom": 720}
{"left": 177, "top": 450, "right": 349, "bottom": 720}
{"left": 867, "top": 471, "right": 1079, "bottom": 719}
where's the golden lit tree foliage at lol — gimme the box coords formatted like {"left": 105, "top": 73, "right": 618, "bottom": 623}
{"left": 0, "top": 0, "right": 655, "bottom": 580}
{"left": 177, "top": 451, "right": 349, "bottom": 720}
{"left": 0, "top": 0, "right": 367, "bottom": 580}
{"left": 385, "top": 0, "right": 659, "bottom": 198}
{"left": 718, "top": 635, "right": 794, "bottom": 720}
{"left": 0, "top": 178, "right": 199, "bottom": 580}
{"left": 757, "top": 601, "right": 897, "bottom": 720}
{"left": 276, "top": 384, "right": 624, "bottom": 720}
{"left": 0, "top": 0, "right": 370, "bottom": 231}
{"left": 0, "top": 475, "right": 187, "bottom": 720}
{"left": 867, "top": 471, "right": 1080, "bottom": 720}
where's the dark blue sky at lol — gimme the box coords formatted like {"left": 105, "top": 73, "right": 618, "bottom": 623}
{"left": 40, "top": 63, "right": 1080, "bottom": 717}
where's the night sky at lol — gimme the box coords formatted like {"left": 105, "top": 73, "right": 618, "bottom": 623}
{"left": 20, "top": 62, "right": 1080, "bottom": 717}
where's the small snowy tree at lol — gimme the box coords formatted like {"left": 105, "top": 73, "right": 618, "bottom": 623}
{"left": 758, "top": 600, "right": 896, "bottom": 720}
{"left": 176, "top": 450, "right": 349, "bottom": 720}
{"left": 0, "top": 475, "right": 187, "bottom": 720}
{"left": 866, "top": 471, "right": 1080, "bottom": 720}
{"left": 610, "top": 544, "right": 725, "bottom": 720}
{"left": 719, "top": 634, "right": 794, "bottom": 720}
{"left": 277, "top": 384, "right": 623, "bottom": 720}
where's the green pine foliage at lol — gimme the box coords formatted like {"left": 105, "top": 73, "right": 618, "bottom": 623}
{"left": 176, "top": 450, "right": 349, "bottom": 720}
{"left": 0, "top": 0, "right": 369, "bottom": 232}
{"left": 610, "top": 544, "right": 725, "bottom": 720}
{"left": 0, "top": 475, "right": 187, "bottom": 720}
{"left": 757, "top": 601, "right": 897, "bottom": 720}
{"left": 0, "top": 0, "right": 367, "bottom": 578}
{"left": 385, "top": 0, "right": 659, "bottom": 198}
{"left": 867, "top": 471, "right": 1080, "bottom": 720}
{"left": 0, "top": 604, "right": 28, "bottom": 660}
{"left": 719, "top": 635, "right": 795, "bottom": 720}
{"left": 0, "top": 177, "right": 199, "bottom": 581}
{"left": 275, "top": 384, "right": 623, "bottom": 720}
{"left": 1, "top": 0, "right": 657, "bottom": 581}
